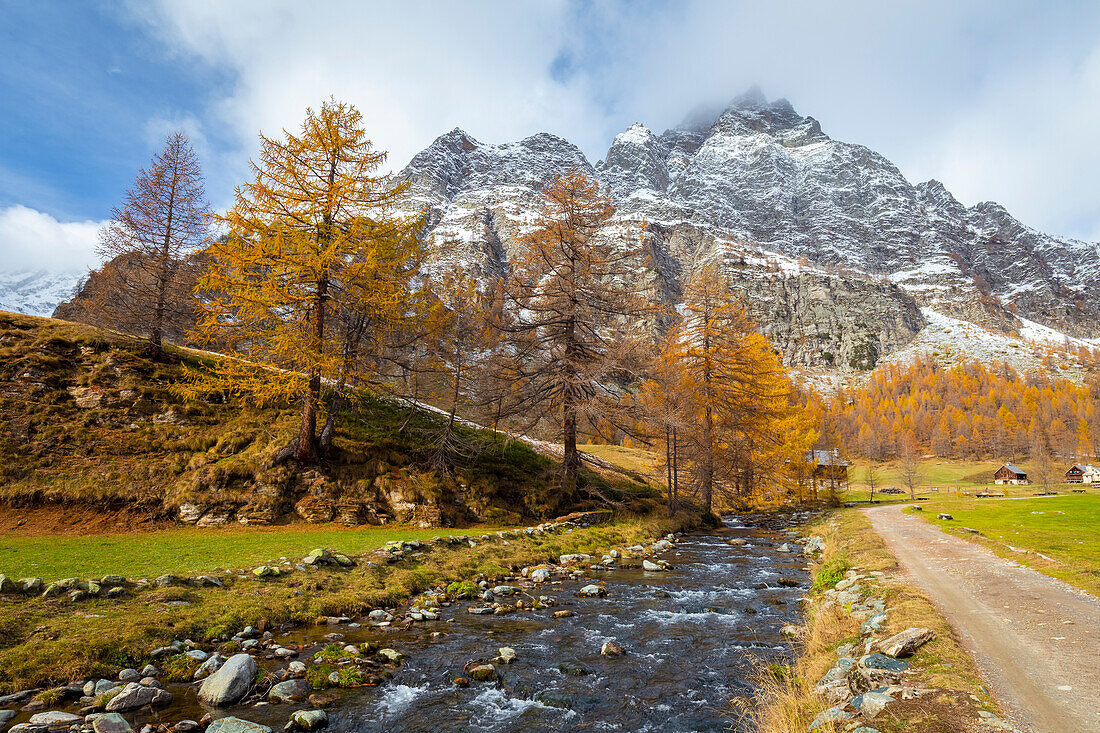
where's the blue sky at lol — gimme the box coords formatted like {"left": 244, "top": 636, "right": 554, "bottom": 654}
{"left": 2, "top": 0, "right": 1099, "bottom": 270}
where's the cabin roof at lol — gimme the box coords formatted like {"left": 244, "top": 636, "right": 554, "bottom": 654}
{"left": 998, "top": 463, "right": 1026, "bottom": 475}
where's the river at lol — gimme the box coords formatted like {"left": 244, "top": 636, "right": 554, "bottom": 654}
{"left": 130, "top": 514, "right": 811, "bottom": 733}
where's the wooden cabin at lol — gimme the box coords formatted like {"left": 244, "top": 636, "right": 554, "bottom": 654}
{"left": 993, "top": 463, "right": 1029, "bottom": 485}
{"left": 805, "top": 449, "right": 850, "bottom": 483}
{"left": 1066, "top": 464, "right": 1100, "bottom": 484}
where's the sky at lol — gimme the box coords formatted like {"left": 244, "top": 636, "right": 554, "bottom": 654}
{"left": 2, "top": 0, "right": 1099, "bottom": 272}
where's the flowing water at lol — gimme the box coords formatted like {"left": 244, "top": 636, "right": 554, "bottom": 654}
{"left": 73, "top": 516, "right": 809, "bottom": 732}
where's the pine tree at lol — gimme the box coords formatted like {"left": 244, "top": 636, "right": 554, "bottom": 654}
{"left": 500, "top": 169, "right": 649, "bottom": 498}
{"left": 185, "top": 99, "right": 424, "bottom": 464}
{"left": 92, "top": 131, "right": 209, "bottom": 352}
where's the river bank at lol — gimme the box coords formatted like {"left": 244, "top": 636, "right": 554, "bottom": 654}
{"left": 1, "top": 510, "right": 816, "bottom": 732}
{"left": 751, "top": 508, "right": 1020, "bottom": 733}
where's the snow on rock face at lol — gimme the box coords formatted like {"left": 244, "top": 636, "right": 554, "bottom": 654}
{"left": 0, "top": 269, "right": 84, "bottom": 318}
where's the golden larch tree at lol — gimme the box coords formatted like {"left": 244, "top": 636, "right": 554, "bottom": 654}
{"left": 185, "top": 99, "right": 424, "bottom": 464}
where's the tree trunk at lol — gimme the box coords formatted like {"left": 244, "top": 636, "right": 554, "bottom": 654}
{"left": 296, "top": 276, "right": 328, "bottom": 464}
{"left": 666, "top": 425, "right": 674, "bottom": 516}
{"left": 562, "top": 395, "right": 578, "bottom": 495}
{"left": 151, "top": 165, "right": 177, "bottom": 353}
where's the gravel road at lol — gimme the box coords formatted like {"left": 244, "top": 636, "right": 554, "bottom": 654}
{"left": 864, "top": 504, "right": 1100, "bottom": 733}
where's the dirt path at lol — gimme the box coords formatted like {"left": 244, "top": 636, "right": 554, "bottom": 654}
{"left": 864, "top": 504, "right": 1100, "bottom": 733}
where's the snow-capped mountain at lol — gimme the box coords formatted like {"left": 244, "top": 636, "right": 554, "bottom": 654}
{"left": 0, "top": 269, "right": 84, "bottom": 318}
{"left": 395, "top": 87, "right": 1100, "bottom": 372}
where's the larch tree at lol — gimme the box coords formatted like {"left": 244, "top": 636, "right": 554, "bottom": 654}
{"left": 93, "top": 131, "right": 209, "bottom": 352}
{"left": 185, "top": 99, "right": 424, "bottom": 465}
{"left": 422, "top": 264, "right": 498, "bottom": 472}
{"left": 501, "top": 169, "right": 649, "bottom": 497}
{"left": 664, "top": 263, "right": 789, "bottom": 512}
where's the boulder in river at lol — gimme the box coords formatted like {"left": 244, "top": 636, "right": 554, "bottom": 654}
{"left": 776, "top": 543, "right": 792, "bottom": 553}
{"left": 641, "top": 560, "right": 664, "bottom": 572}
{"left": 578, "top": 584, "right": 606, "bottom": 598}
{"left": 875, "top": 627, "right": 935, "bottom": 658}
{"left": 29, "top": 711, "right": 83, "bottom": 730}
{"left": 269, "top": 679, "right": 310, "bottom": 703}
{"left": 467, "top": 663, "right": 497, "bottom": 682}
{"left": 600, "top": 641, "right": 625, "bottom": 656}
{"left": 495, "top": 647, "right": 517, "bottom": 664}
{"left": 205, "top": 718, "right": 272, "bottom": 733}
{"left": 198, "top": 653, "right": 257, "bottom": 706}
{"left": 104, "top": 683, "right": 171, "bottom": 712}
{"left": 287, "top": 710, "right": 328, "bottom": 731}
{"left": 90, "top": 712, "right": 132, "bottom": 733}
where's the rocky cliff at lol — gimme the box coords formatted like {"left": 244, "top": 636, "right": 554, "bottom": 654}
{"left": 394, "top": 87, "right": 1100, "bottom": 372}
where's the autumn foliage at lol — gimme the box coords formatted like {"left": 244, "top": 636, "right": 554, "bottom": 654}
{"left": 183, "top": 100, "right": 425, "bottom": 464}
{"left": 820, "top": 356, "right": 1100, "bottom": 460}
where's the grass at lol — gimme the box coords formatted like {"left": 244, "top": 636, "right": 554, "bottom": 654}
{"left": 0, "top": 523, "right": 511, "bottom": 580}
{"left": 747, "top": 509, "right": 998, "bottom": 733}
{"left": 0, "top": 510, "right": 704, "bottom": 693}
{"left": 906, "top": 493, "right": 1100, "bottom": 596}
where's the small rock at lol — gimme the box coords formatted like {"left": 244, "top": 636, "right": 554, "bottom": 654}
{"left": 807, "top": 706, "right": 853, "bottom": 730}
{"left": 552, "top": 610, "right": 574, "bottom": 618}
{"left": 286, "top": 709, "right": 328, "bottom": 731}
{"left": 467, "top": 664, "right": 497, "bottom": 682}
{"left": 104, "top": 683, "right": 172, "bottom": 712}
{"left": 875, "top": 627, "right": 936, "bottom": 658}
{"left": 205, "top": 718, "right": 272, "bottom": 733}
{"left": 600, "top": 641, "right": 625, "bottom": 656}
{"left": 269, "top": 679, "right": 310, "bottom": 703}
{"left": 496, "top": 647, "right": 517, "bottom": 664}
{"left": 577, "top": 585, "right": 606, "bottom": 598}
{"left": 937, "top": 513, "right": 953, "bottom": 520}
{"left": 91, "top": 712, "right": 133, "bottom": 733}
{"left": 641, "top": 560, "right": 664, "bottom": 572}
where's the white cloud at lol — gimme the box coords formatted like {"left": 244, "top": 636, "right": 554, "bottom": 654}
{"left": 126, "top": 0, "right": 1100, "bottom": 241}
{"left": 0, "top": 205, "right": 103, "bottom": 272}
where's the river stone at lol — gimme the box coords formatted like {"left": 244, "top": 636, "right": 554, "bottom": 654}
{"left": 859, "top": 653, "right": 909, "bottom": 673}
{"left": 491, "top": 586, "right": 519, "bottom": 596}
{"left": 287, "top": 710, "right": 328, "bottom": 731}
{"left": 105, "top": 682, "right": 171, "bottom": 712}
{"left": 876, "top": 627, "right": 936, "bottom": 658}
{"left": 28, "top": 712, "right": 82, "bottom": 730}
{"left": 496, "top": 647, "right": 517, "bottom": 664}
{"left": 552, "top": 610, "right": 574, "bottom": 618}
{"left": 91, "top": 712, "right": 132, "bottom": 733}
{"left": 194, "top": 653, "right": 225, "bottom": 680}
{"left": 807, "top": 707, "right": 853, "bottom": 730}
{"left": 600, "top": 641, "right": 625, "bottom": 656}
{"left": 378, "top": 648, "right": 406, "bottom": 663}
{"left": 860, "top": 612, "right": 887, "bottom": 634}
{"left": 118, "top": 668, "right": 141, "bottom": 682}
{"left": 776, "top": 543, "right": 792, "bottom": 553}
{"left": 529, "top": 568, "right": 551, "bottom": 583}
{"left": 268, "top": 679, "right": 310, "bottom": 703}
{"left": 205, "top": 718, "right": 272, "bottom": 733}
{"left": 803, "top": 536, "right": 825, "bottom": 555}
{"left": 467, "top": 664, "right": 497, "bottom": 682}
{"left": 641, "top": 560, "right": 664, "bottom": 572}
{"left": 20, "top": 577, "right": 43, "bottom": 594}
{"left": 852, "top": 690, "right": 894, "bottom": 719}
{"left": 367, "top": 609, "right": 392, "bottom": 624}
{"left": 578, "top": 585, "right": 606, "bottom": 598}
{"left": 287, "top": 660, "right": 307, "bottom": 677}
{"left": 558, "top": 554, "right": 593, "bottom": 566}
{"left": 198, "top": 653, "right": 257, "bottom": 706}
{"left": 0, "top": 710, "right": 16, "bottom": 728}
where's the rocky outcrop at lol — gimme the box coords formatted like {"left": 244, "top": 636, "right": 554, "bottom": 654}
{"left": 394, "top": 87, "right": 1100, "bottom": 365}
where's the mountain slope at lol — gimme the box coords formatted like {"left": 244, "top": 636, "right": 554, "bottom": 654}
{"left": 394, "top": 88, "right": 1100, "bottom": 377}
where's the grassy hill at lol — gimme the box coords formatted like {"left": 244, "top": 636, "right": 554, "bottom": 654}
{"left": 0, "top": 311, "right": 657, "bottom": 529}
